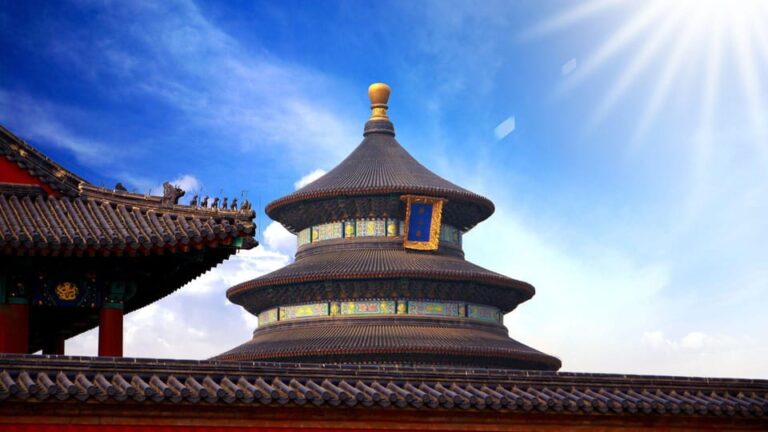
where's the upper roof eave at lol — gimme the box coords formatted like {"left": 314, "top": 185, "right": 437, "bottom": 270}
{"left": 265, "top": 120, "right": 495, "bottom": 231}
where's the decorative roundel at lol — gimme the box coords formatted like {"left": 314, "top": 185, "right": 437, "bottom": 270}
{"left": 55, "top": 282, "right": 79, "bottom": 301}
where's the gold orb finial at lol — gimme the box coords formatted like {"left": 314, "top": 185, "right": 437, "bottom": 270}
{"left": 368, "top": 82, "right": 391, "bottom": 120}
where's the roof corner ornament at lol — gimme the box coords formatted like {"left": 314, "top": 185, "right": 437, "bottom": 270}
{"left": 161, "top": 182, "right": 185, "bottom": 206}
{"left": 401, "top": 195, "right": 446, "bottom": 251}
{"left": 368, "top": 82, "right": 391, "bottom": 121}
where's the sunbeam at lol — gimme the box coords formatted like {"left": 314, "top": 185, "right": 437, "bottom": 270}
{"left": 559, "top": 0, "right": 667, "bottom": 93}
{"left": 589, "top": 3, "right": 685, "bottom": 126}
{"left": 731, "top": 7, "right": 768, "bottom": 165}
{"left": 522, "top": 0, "right": 623, "bottom": 39}
{"left": 527, "top": 0, "right": 768, "bottom": 167}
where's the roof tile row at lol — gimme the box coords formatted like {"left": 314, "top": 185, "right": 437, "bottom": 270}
{"left": 0, "top": 356, "right": 765, "bottom": 417}
{"left": 0, "top": 194, "right": 256, "bottom": 255}
{"left": 228, "top": 248, "right": 533, "bottom": 302}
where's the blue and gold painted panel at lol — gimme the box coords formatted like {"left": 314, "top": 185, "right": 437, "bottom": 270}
{"left": 356, "top": 219, "right": 383, "bottom": 237}
{"left": 402, "top": 195, "right": 445, "bottom": 251}
{"left": 298, "top": 228, "right": 311, "bottom": 246}
{"left": 386, "top": 219, "right": 399, "bottom": 237}
{"left": 343, "top": 221, "right": 355, "bottom": 238}
{"left": 408, "top": 301, "right": 461, "bottom": 317}
{"left": 468, "top": 304, "right": 500, "bottom": 322}
{"left": 298, "top": 218, "right": 462, "bottom": 248}
{"left": 258, "top": 308, "right": 278, "bottom": 325}
{"left": 280, "top": 303, "right": 328, "bottom": 320}
{"left": 32, "top": 279, "right": 101, "bottom": 308}
{"left": 257, "top": 300, "right": 500, "bottom": 327}
{"left": 317, "top": 222, "right": 342, "bottom": 241}
{"left": 340, "top": 301, "right": 396, "bottom": 315}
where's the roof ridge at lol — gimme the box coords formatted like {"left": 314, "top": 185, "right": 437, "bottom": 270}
{"left": 78, "top": 184, "right": 255, "bottom": 220}
{"left": 0, "top": 124, "right": 85, "bottom": 196}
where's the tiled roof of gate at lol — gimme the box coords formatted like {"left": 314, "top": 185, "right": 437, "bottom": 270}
{"left": 0, "top": 125, "right": 257, "bottom": 255}
{"left": 0, "top": 191, "right": 257, "bottom": 255}
{"left": 0, "top": 355, "right": 766, "bottom": 419}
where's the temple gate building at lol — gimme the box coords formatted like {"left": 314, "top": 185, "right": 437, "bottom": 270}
{"left": 0, "top": 125, "right": 257, "bottom": 357}
{"left": 0, "top": 85, "right": 765, "bottom": 431}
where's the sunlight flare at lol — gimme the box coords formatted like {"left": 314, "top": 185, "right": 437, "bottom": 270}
{"left": 531, "top": 0, "right": 768, "bottom": 158}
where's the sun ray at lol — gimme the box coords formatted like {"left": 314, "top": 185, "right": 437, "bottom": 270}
{"left": 522, "top": 0, "right": 624, "bottom": 39}
{"left": 679, "top": 7, "right": 725, "bottom": 228}
{"left": 746, "top": 5, "right": 768, "bottom": 79}
{"left": 560, "top": 0, "right": 668, "bottom": 93}
{"left": 530, "top": 0, "right": 768, "bottom": 167}
{"left": 731, "top": 8, "right": 768, "bottom": 166}
{"left": 589, "top": 2, "right": 687, "bottom": 126}
{"left": 630, "top": 6, "right": 708, "bottom": 147}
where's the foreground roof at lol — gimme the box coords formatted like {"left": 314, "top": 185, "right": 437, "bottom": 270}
{"left": 0, "top": 125, "right": 257, "bottom": 256}
{"left": 0, "top": 355, "right": 766, "bottom": 420}
{"left": 0, "top": 185, "right": 256, "bottom": 255}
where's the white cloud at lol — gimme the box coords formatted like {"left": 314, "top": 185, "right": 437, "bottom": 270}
{"left": 66, "top": 246, "right": 291, "bottom": 359}
{"left": 179, "top": 246, "right": 290, "bottom": 297}
{"left": 90, "top": 1, "right": 357, "bottom": 169}
{"left": 462, "top": 199, "right": 768, "bottom": 379}
{"left": 240, "top": 308, "right": 259, "bottom": 330}
{"left": 642, "top": 331, "right": 716, "bottom": 352}
{"left": 294, "top": 168, "right": 327, "bottom": 190}
{"left": 0, "top": 91, "right": 117, "bottom": 166}
{"left": 561, "top": 58, "right": 578, "bottom": 75}
{"left": 149, "top": 174, "right": 201, "bottom": 199}
{"left": 638, "top": 330, "right": 767, "bottom": 377}
{"left": 262, "top": 222, "right": 296, "bottom": 258}
{"left": 493, "top": 115, "right": 516, "bottom": 141}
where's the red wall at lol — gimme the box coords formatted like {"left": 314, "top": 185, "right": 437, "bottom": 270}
{"left": 0, "top": 427, "right": 357, "bottom": 432}
{"left": 0, "top": 156, "right": 56, "bottom": 195}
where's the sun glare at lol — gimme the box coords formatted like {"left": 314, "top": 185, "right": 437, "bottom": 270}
{"left": 532, "top": 0, "right": 768, "bottom": 155}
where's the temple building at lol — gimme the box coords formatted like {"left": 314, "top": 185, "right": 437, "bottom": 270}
{"left": 0, "top": 125, "right": 257, "bottom": 356}
{"left": 218, "top": 83, "right": 560, "bottom": 371}
{"left": 0, "top": 85, "right": 766, "bottom": 431}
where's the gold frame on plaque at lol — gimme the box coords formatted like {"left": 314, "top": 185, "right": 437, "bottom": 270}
{"left": 401, "top": 195, "right": 446, "bottom": 251}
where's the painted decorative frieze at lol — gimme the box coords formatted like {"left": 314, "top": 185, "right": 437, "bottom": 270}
{"left": 408, "top": 301, "right": 461, "bottom": 317}
{"left": 297, "top": 218, "right": 462, "bottom": 247}
{"left": 258, "top": 308, "right": 278, "bottom": 325}
{"left": 298, "top": 228, "right": 311, "bottom": 246}
{"left": 340, "top": 301, "right": 396, "bottom": 315}
{"left": 281, "top": 303, "right": 328, "bottom": 320}
{"left": 468, "top": 304, "right": 500, "bottom": 322}
{"left": 256, "top": 300, "right": 500, "bottom": 327}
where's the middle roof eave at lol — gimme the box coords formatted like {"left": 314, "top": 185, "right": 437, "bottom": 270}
{"left": 226, "top": 248, "right": 534, "bottom": 306}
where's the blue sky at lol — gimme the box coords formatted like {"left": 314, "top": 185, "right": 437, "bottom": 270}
{"left": 2, "top": 0, "right": 767, "bottom": 377}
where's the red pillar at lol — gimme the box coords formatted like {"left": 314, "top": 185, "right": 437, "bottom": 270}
{"left": 42, "top": 335, "right": 66, "bottom": 355}
{"left": 0, "top": 303, "right": 30, "bottom": 353}
{"left": 98, "top": 306, "right": 123, "bottom": 357}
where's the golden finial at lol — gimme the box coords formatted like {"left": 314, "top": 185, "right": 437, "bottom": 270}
{"left": 368, "top": 82, "right": 391, "bottom": 120}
